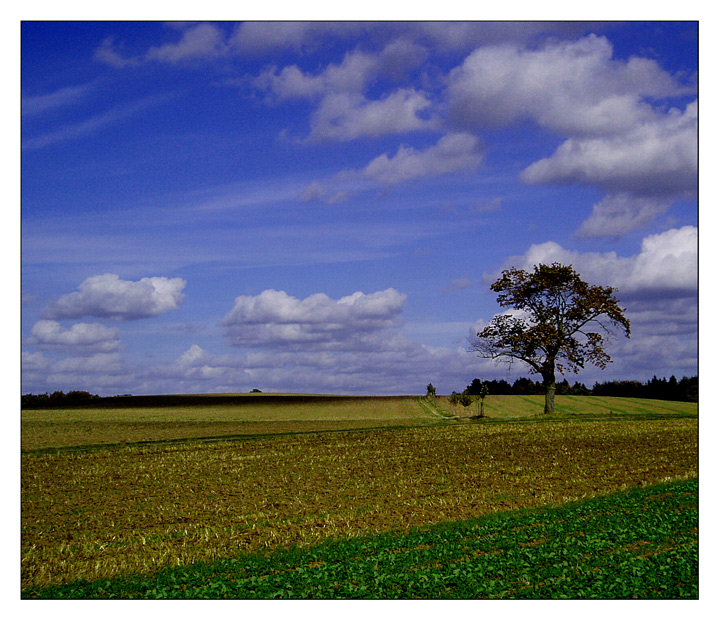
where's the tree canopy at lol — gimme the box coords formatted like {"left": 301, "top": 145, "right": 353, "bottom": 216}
{"left": 472, "top": 263, "right": 631, "bottom": 414}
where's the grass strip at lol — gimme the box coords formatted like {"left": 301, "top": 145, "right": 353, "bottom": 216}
{"left": 23, "top": 478, "right": 698, "bottom": 600}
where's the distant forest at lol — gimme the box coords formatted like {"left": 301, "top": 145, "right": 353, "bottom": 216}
{"left": 464, "top": 375, "right": 698, "bottom": 403}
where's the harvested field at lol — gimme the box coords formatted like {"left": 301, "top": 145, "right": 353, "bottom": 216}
{"left": 21, "top": 395, "right": 433, "bottom": 450}
{"left": 21, "top": 416, "right": 697, "bottom": 591}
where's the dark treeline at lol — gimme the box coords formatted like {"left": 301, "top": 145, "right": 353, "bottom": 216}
{"left": 22, "top": 375, "right": 698, "bottom": 409}
{"left": 21, "top": 390, "right": 101, "bottom": 409}
{"left": 464, "top": 375, "right": 698, "bottom": 403}
{"left": 20, "top": 391, "right": 410, "bottom": 410}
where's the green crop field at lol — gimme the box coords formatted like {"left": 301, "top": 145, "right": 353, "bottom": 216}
{"left": 21, "top": 394, "right": 698, "bottom": 598}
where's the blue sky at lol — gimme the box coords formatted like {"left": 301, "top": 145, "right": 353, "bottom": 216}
{"left": 20, "top": 20, "right": 698, "bottom": 396}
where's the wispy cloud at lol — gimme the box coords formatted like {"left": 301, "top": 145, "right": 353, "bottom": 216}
{"left": 22, "top": 83, "right": 94, "bottom": 116}
{"left": 22, "top": 94, "right": 171, "bottom": 150}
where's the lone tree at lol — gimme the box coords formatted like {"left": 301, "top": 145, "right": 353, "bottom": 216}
{"left": 471, "top": 263, "right": 630, "bottom": 415}
{"left": 477, "top": 381, "right": 489, "bottom": 417}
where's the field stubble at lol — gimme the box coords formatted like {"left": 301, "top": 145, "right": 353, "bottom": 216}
{"left": 21, "top": 396, "right": 431, "bottom": 450}
{"left": 21, "top": 415, "right": 698, "bottom": 591}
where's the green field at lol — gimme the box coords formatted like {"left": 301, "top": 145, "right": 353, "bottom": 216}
{"left": 21, "top": 394, "right": 699, "bottom": 598}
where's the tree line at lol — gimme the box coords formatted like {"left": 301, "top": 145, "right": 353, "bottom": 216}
{"left": 21, "top": 390, "right": 100, "bottom": 408}
{"left": 462, "top": 375, "right": 697, "bottom": 402}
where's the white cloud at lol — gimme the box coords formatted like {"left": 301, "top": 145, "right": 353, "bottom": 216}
{"left": 253, "top": 43, "right": 434, "bottom": 142}
{"left": 22, "top": 351, "right": 50, "bottom": 371}
{"left": 145, "top": 23, "right": 227, "bottom": 62}
{"left": 160, "top": 335, "right": 495, "bottom": 396}
{"left": 444, "top": 34, "right": 696, "bottom": 236}
{"left": 96, "top": 24, "right": 228, "bottom": 66}
{"left": 231, "top": 22, "right": 597, "bottom": 58}
{"left": 53, "top": 352, "right": 125, "bottom": 374}
{"left": 575, "top": 194, "right": 673, "bottom": 238}
{"left": 94, "top": 37, "right": 140, "bottom": 68}
{"left": 22, "top": 95, "right": 170, "bottom": 150}
{"left": 43, "top": 273, "right": 186, "bottom": 321}
{"left": 308, "top": 88, "right": 434, "bottom": 142}
{"left": 28, "top": 320, "right": 121, "bottom": 352}
{"left": 22, "top": 83, "right": 93, "bottom": 116}
{"left": 474, "top": 228, "right": 698, "bottom": 383}
{"left": 253, "top": 64, "right": 327, "bottom": 101}
{"left": 299, "top": 132, "right": 484, "bottom": 203}
{"left": 177, "top": 343, "right": 213, "bottom": 366}
{"left": 521, "top": 100, "right": 697, "bottom": 199}
{"left": 230, "top": 22, "right": 365, "bottom": 55}
{"left": 254, "top": 49, "right": 382, "bottom": 101}
{"left": 447, "top": 34, "right": 689, "bottom": 136}
{"left": 359, "top": 132, "right": 483, "bottom": 186}
{"left": 22, "top": 351, "right": 134, "bottom": 395}
{"left": 498, "top": 225, "right": 698, "bottom": 300}
{"left": 221, "top": 288, "right": 407, "bottom": 349}
{"left": 298, "top": 181, "right": 350, "bottom": 204}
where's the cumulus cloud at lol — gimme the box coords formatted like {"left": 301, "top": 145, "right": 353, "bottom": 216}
{"left": 221, "top": 288, "right": 407, "bottom": 349}
{"left": 498, "top": 225, "right": 698, "bottom": 300}
{"left": 475, "top": 227, "right": 698, "bottom": 383}
{"left": 232, "top": 22, "right": 596, "bottom": 58}
{"left": 28, "top": 320, "right": 121, "bottom": 352}
{"left": 161, "top": 334, "right": 496, "bottom": 395}
{"left": 22, "top": 350, "right": 134, "bottom": 395}
{"left": 521, "top": 100, "right": 697, "bottom": 198}
{"left": 309, "top": 89, "right": 434, "bottom": 142}
{"left": 252, "top": 43, "right": 434, "bottom": 142}
{"left": 444, "top": 34, "right": 696, "bottom": 236}
{"left": 254, "top": 49, "right": 381, "bottom": 101}
{"left": 447, "top": 34, "right": 690, "bottom": 136}
{"left": 52, "top": 352, "right": 125, "bottom": 374}
{"left": 43, "top": 274, "right": 186, "bottom": 321}
{"left": 22, "top": 351, "right": 50, "bottom": 371}
{"left": 359, "top": 132, "right": 483, "bottom": 186}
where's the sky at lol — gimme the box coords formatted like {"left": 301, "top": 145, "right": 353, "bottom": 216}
{"left": 20, "top": 20, "right": 699, "bottom": 396}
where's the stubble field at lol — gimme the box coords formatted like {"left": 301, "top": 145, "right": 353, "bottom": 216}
{"left": 21, "top": 394, "right": 698, "bottom": 596}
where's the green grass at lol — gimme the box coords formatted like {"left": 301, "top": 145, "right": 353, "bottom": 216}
{"left": 24, "top": 477, "right": 698, "bottom": 600}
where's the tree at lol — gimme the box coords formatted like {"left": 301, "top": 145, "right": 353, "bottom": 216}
{"left": 449, "top": 391, "right": 472, "bottom": 410}
{"left": 465, "top": 378, "right": 485, "bottom": 395}
{"left": 426, "top": 383, "right": 437, "bottom": 398}
{"left": 477, "top": 381, "right": 489, "bottom": 417}
{"left": 471, "top": 263, "right": 630, "bottom": 414}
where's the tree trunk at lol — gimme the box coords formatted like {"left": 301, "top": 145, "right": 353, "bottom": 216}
{"left": 543, "top": 373, "right": 556, "bottom": 414}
